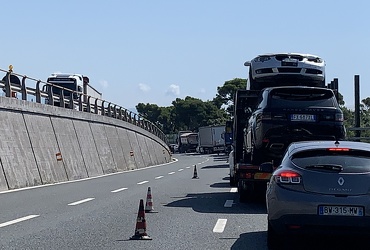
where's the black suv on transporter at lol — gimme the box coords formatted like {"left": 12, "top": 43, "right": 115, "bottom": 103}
{"left": 244, "top": 86, "right": 346, "bottom": 164}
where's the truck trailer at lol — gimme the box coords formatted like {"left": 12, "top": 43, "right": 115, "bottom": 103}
{"left": 230, "top": 53, "right": 339, "bottom": 202}
{"left": 177, "top": 131, "right": 198, "bottom": 153}
{"left": 198, "top": 125, "right": 225, "bottom": 154}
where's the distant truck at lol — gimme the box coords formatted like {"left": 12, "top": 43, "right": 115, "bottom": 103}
{"left": 44, "top": 73, "right": 102, "bottom": 110}
{"left": 198, "top": 125, "right": 225, "bottom": 154}
{"left": 177, "top": 131, "right": 198, "bottom": 153}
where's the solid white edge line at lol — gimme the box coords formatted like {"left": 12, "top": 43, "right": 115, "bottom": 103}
{"left": 213, "top": 219, "right": 227, "bottom": 233}
{"left": 111, "top": 187, "right": 128, "bottom": 193}
{"left": 224, "top": 200, "right": 234, "bottom": 207}
{"left": 0, "top": 215, "right": 40, "bottom": 228}
{"left": 137, "top": 181, "right": 149, "bottom": 185}
{"left": 68, "top": 198, "right": 95, "bottom": 206}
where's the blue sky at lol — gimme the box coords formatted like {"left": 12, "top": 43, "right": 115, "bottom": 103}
{"left": 2, "top": 0, "right": 369, "bottom": 111}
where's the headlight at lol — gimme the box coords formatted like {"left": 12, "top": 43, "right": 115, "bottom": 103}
{"left": 254, "top": 56, "right": 271, "bottom": 63}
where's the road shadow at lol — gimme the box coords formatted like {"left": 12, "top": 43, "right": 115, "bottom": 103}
{"left": 201, "top": 163, "right": 229, "bottom": 169}
{"left": 164, "top": 191, "right": 266, "bottom": 214}
{"left": 229, "top": 231, "right": 268, "bottom": 250}
{"left": 229, "top": 232, "right": 370, "bottom": 250}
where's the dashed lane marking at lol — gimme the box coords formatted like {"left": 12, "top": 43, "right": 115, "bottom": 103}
{"left": 168, "top": 172, "right": 176, "bottom": 175}
{"left": 68, "top": 198, "right": 95, "bottom": 206}
{"left": 230, "top": 188, "right": 238, "bottom": 193}
{"left": 155, "top": 176, "right": 164, "bottom": 179}
{"left": 178, "top": 169, "right": 184, "bottom": 171}
{"left": 111, "top": 187, "right": 128, "bottom": 193}
{"left": 0, "top": 215, "right": 40, "bottom": 228}
{"left": 137, "top": 181, "right": 149, "bottom": 185}
{"left": 213, "top": 219, "right": 227, "bottom": 233}
{"left": 224, "top": 200, "right": 234, "bottom": 207}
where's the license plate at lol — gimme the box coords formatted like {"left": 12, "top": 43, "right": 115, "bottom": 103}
{"left": 318, "top": 205, "right": 364, "bottom": 216}
{"left": 291, "top": 114, "right": 316, "bottom": 122}
{"left": 282, "top": 58, "right": 298, "bottom": 66}
{"left": 254, "top": 173, "right": 271, "bottom": 180}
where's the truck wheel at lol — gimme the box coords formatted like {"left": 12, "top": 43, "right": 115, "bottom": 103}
{"left": 238, "top": 181, "right": 248, "bottom": 202}
{"left": 229, "top": 174, "right": 236, "bottom": 186}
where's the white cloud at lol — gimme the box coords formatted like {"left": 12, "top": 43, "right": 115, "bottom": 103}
{"left": 166, "top": 84, "right": 180, "bottom": 96}
{"left": 139, "top": 83, "right": 151, "bottom": 92}
{"left": 100, "top": 80, "right": 108, "bottom": 89}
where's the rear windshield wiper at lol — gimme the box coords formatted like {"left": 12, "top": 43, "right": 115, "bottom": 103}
{"left": 305, "top": 164, "right": 343, "bottom": 172}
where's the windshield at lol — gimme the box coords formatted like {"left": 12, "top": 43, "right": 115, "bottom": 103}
{"left": 269, "top": 88, "right": 335, "bottom": 108}
{"left": 47, "top": 78, "right": 77, "bottom": 97}
{"left": 291, "top": 149, "right": 370, "bottom": 173}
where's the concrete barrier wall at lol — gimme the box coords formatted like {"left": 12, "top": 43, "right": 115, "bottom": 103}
{"left": 0, "top": 97, "right": 171, "bottom": 191}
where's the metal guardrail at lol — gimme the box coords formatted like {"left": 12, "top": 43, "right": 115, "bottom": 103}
{"left": 0, "top": 66, "right": 167, "bottom": 143}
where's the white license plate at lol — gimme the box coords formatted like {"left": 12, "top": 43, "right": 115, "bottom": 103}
{"left": 318, "top": 205, "right": 364, "bottom": 216}
{"left": 291, "top": 114, "right": 316, "bottom": 122}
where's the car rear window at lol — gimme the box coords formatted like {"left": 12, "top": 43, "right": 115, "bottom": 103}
{"left": 291, "top": 149, "right": 370, "bottom": 173}
{"left": 269, "top": 88, "right": 335, "bottom": 108}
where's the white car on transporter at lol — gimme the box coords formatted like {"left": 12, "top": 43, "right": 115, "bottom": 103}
{"left": 244, "top": 53, "right": 326, "bottom": 90}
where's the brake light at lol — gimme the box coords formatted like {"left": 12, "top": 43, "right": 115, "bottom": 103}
{"left": 327, "top": 148, "right": 350, "bottom": 151}
{"left": 275, "top": 170, "right": 301, "bottom": 184}
{"left": 335, "top": 113, "right": 344, "bottom": 121}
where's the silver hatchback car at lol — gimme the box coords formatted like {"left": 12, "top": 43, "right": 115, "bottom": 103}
{"left": 266, "top": 140, "right": 370, "bottom": 249}
{"left": 244, "top": 53, "right": 325, "bottom": 90}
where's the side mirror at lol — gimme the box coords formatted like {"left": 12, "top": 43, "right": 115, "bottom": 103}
{"left": 259, "top": 162, "right": 274, "bottom": 173}
{"left": 244, "top": 61, "right": 251, "bottom": 67}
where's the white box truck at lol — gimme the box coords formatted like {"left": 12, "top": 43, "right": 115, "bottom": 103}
{"left": 198, "top": 125, "right": 225, "bottom": 154}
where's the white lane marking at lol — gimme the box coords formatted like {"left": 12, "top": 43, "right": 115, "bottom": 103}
{"left": 224, "top": 200, "right": 234, "bottom": 207}
{"left": 230, "top": 188, "right": 238, "bottom": 193}
{"left": 168, "top": 172, "right": 175, "bottom": 175}
{"left": 0, "top": 215, "right": 40, "bottom": 228}
{"left": 68, "top": 198, "right": 95, "bottom": 206}
{"left": 213, "top": 219, "right": 227, "bottom": 233}
{"left": 186, "top": 166, "right": 191, "bottom": 169}
{"left": 137, "top": 181, "right": 149, "bottom": 185}
{"left": 178, "top": 169, "right": 184, "bottom": 172}
{"left": 155, "top": 176, "right": 164, "bottom": 179}
{"left": 111, "top": 187, "right": 128, "bottom": 193}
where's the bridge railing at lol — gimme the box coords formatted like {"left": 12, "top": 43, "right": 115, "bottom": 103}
{"left": 0, "top": 67, "right": 167, "bottom": 143}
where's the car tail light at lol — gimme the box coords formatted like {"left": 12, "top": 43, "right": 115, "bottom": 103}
{"left": 275, "top": 170, "right": 302, "bottom": 184}
{"left": 327, "top": 148, "right": 350, "bottom": 152}
{"left": 335, "top": 113, "right": 344, "bottom": 121}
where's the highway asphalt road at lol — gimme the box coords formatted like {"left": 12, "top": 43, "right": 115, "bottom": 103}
{"left": 0, "top": 153, "right": 366, "bottom": 250}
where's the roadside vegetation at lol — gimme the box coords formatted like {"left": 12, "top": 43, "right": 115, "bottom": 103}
{"left": 136, "top": 78, "right": 370, "bottom": 139}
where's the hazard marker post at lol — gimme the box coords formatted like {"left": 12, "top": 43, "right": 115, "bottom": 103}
{"left": 130, "top": 199, "right": 152, "bottom": 240}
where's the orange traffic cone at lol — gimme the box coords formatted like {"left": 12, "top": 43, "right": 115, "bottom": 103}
{"left": 145, "top": 187, "right": 158, "bottom": 213}
{"left": 192, "top": 165, "right": 199, "bottom": 179}
{"left": 130, "top": 199, "right": 152, "bottom": 240}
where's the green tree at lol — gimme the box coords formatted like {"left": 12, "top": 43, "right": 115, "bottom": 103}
{"left": 213, "top": 78, "right": 247, "bottom": 116}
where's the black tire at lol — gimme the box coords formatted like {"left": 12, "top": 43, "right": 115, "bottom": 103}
{"left": 238, "top": 181, "right": 247, "bottom": 202}
{"left": 249, "top": 69, "right": 260, "bottom": 90}
{"left": 229, "top": 174, "right": 236, "bottom": 186}
{"left": 267, "top": 222, "right": 282, "bottom": 250}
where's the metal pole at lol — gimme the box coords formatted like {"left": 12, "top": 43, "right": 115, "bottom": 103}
{"left": 354, "top": 75, "right": 361, "bottom": 139}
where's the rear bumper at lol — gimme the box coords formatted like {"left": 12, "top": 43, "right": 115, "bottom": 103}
{"left": 267, "top": 185, "right": 370, "bottom": 235}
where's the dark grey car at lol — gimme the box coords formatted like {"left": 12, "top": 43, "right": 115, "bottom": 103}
{"left": 266, "top": 140, "right": 370, "bottom": 249}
